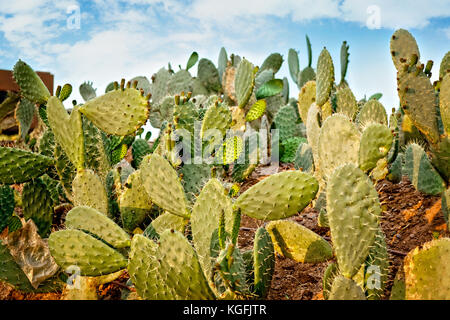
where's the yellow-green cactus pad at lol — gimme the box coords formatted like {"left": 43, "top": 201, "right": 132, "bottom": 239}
{"left": 266, "top": 220, "right": 332, "bottom": 263}
{"left": 329, "top": 275, "right": 366, "bottom": 300}
{"left": 440, "top": 73, "right": 450, "bottom": 135}
{"left": 234, "top": 171, "right": 318, "bottom": 221}
{"left": 390, "top": 29, "right": 420, "bottom": 71}
{"left": 47, "top": 96, "right": 85, "bottom": 170}
{"left": 404, "top": 238, "right": 450, "bottom": 300}
{"left": 358, "top": 123, "right": 393, "bottom": 172}
{"left": 65, "top": 206, "right": 130, "bottom": 249}
{"left": 72, "top": 169, "right": 108, "bottom": 214}
{"left": 327, "top": 164, "right": 381, "bottom": 278}
{"left": 140, "top": 154, "right": 189, "bottom": 218}
{"left": 150, "top": 212, "right": 187, "bottom": 236}
{"left": 49, "top": 229, "right": 127, "bottom": 276}
{"left": 357, "top": 99, "right": 388, "bottom": 127}
{"left": 316, "top": 48, "right": 334, "bottom": 107}
{"left": 13, "top": 60, "right": 50, "bottom": 104}
{"left": 235, "top": 58, "right": 255, "bottom": 109}
{"left": 336, "top": 87, "right": 358, "bottom": 120}
{"left": 79, "top": 87, "right": 149, "bottom": 136}
{"left": 297, "top": 81, "right": 316, "bottom": 123}
{"left": 318, "top": 114, "right": 360, "bottom": 180}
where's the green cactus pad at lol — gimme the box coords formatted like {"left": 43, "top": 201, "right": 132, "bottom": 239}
{"left": 191, "top": 178, "right": 234, "bottom": 281}
{"left": 280, "top": 137, "right": 306, "bottom": 163}
{"left": 316, "top": 48, "right": 334, "bottom": 107}
{"left": 141, "top": 154, "right": 189, "bottom": 218}
{"left": 235, "top": 59, "right": 255, "bottom": 109}
{"left": 253, "top": 227, "right": 275, "bottom": 298}
{"left": 119, "top": 170, "right": 153, "bottom": 232}
{"left": 336, "top": 87, "right": 358, "bottom": 120}
{"left": 357, "top": 99, "right": 388, "bottom": 127}
{"left": 440, "top": 73, "right": 450, "bottom": 135}
{"left": 179, "top": 163, "right": 212, "bottom": 203}
{"left": 404, "top": 143, "right": 445, "bottom": 195}
{"left": 294, "top": 142, "right": 314, "bottom": 173}
{"left": 15, "top": 98, "right": 36, "bottom": 140}
{"left": 151, "top": 68, "right": 171, "bottom": 105}
{"left": 201, "top": 101, "right": 232, "bottom": 140}
{"left": 398, "top": 72, "right": 440, "bottom": 144}
{"left": 323, "top": 262, "right": 339, "bottom": 300}
{"left": 54, "top": 144, "right": 76, "bottom": 199}
{"left": 218, "top": 47, "right": 228, "bottom": 81}
{"left": 79, "top": 87, "right": 149, "bottom": 136}
{"left": 358, "top": 123, "right": 393, "bottom": 172}
{"left": 72, "top": 169, "right": 109, "bottom": 214}
{"left": 327, "top": 164, "right": 381, "bottom": 278}
{"left": 158, "top": 229, "right": 216, "bottom": 299}
{"left": 65, "top": 206, "right": 130, "bottom": 248}
{"left": 430, "top": 136, "right": 450, "bottom": 183}
{"left": 387, "top": 152, "right": 404, "bottom": 183}
{"left": 364, "top": 228, "right": 389, "bottom": 300}
{"left": 197, "top": 58, "right": 221, "bottom": 93}
{"left": 255, "top": 79, "right": 283, "bottom": 100}
{"left": 131, "top": 139, "right": 151, "bottom": 168}
{"left": 318, "top": 114, "right": 360, "bottom": 179}
{"left": 297, "top": 81, "right": 316, "bottom": 123}
{"left": 12, "top": 60, "right": 50, "bottom": 104}
{"left": 0, "top": 147, "right": 53, "bottom": 184}
{"left": 128, "top": 234, "right": 177, "bottom": 299}
{"left": 149, "top": 95, "right": 174, "bottom": 129}
{"left": 288, "top": 49, "right": 300, "bottom": 83}
{"left": 149, "top": 212, "right": 187, "bottom": 237}
{"left": 246, "top": 100, "right": 267, "bottom": 122}
{"left": 329, "top": 275, "right": 366, "bottom": 300}
{"left": 404, "top": 238, "right": 450, "bottom": 300}
{"left": 167, "top": 70, "right": 192, "bottom": 95}
{"left": 82, "top": 117, "right": 110, "bottom": 179}
{"left": 47, "top": 96, "right": 85, "bottom": 170}
{"left": 234, "top": 171, "right": 318, "bottom": 221}
{"left": 259, "top": 53, "right": 283, "bottom": 75}
{"left": 0, "top": 241, "right": 36, "bottom": 292}
{"left": 390, "top": 29, "right": 420, "bottom": 71}
{"left": 266, "top": 220, "right": 332, "bottom": 263}
{"left": 0, "top": 185, "right": 15, "bottom": 232}
{"left": 49, "top": 229, "right": 127, "bottom": 276}
{"left": 22, "top": 178, "right": 53, "bottom": 237}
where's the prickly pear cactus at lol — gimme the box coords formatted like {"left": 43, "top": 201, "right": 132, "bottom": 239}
{"left": 253, "top": 227, "right": 275, "bottom": 298}
{"left": 297, "top": 81, "right": 316, "bottom": 123}
{"left": 336, "top": 87, "right": 358, "bottom": 120}
{"left": 403, "top": 238, "right": 450, "bottom": 300}
{"left": 358, "top": 123, "right": 393, "bottom": 172}
{"left": 13, "top": 60, "right": 50, "bottom": 104}
{"left": 0, "top": 185, "right": 15, "bottom": 233}
{"left": 357, "top": 99, "right": 388, "bottom": 127}
{"left": 72, "top": 169, "right": 109, "bottom": 214}
{"left": 327, "top": 164, "right": 381, "bottom": 278}
{"left": 234, "top": 171, "right": 318, "bottom": 221}
{"left": 329, "top": 275, "right": 366, "bottom": 300}
{"left": 235, "top": 59, "right": 255, "bottom": 109}
{"left": 266, "top": 220, "right": 332, "bottom": 263}
{"left": 316, "top": 48, "right": 334, "bottom": 107}
{"left": 390, "top": 29, "right": 420, "bottom": 71}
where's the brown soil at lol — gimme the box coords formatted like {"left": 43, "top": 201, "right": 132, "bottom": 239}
{"left": 1, "top": 166, "right": 448, "bottom": 300}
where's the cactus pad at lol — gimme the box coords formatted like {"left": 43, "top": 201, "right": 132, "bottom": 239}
{"left": 329, "top": 275, "right": 366, "bottom": 300}
{"left": 316, "top": 48, "right": 334, "bottom": 107}
{"left": 440, "top": 73, "right": 450, "bottom": 134}
{"left": 336, "top": 87, "right": 358, "bottom": 120}
{"left": 235, "top": 59, "right": 255, "bottom": 109}
{"left": 253, "top": 227, "right": 275, "bottom": 298}
{"left": 266, "top": 220, "right": 332, "bottom": 263}
{"left": 358, "top": 123, "right": 393, "bottom": 172}
{"left": 234, "top": 171, "right": 318, "bottom": 221}
{"left": 390, "top": 29, "right": 420, "bottom": 71}
{"left": 297, "top": 81, "right": 316, "bottom": 123}
{"left": 357, "top": 99, "right": 388, "bottom": 127}
{"left": 72, "top": 169, "right": 109, "bottom": 214}
{"left": 12, "top": 60, "right": 50, "bottom": 104}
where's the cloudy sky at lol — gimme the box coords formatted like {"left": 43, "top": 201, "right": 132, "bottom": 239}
{"left": 1, "top": 0, "right": 449, "bottom": 133}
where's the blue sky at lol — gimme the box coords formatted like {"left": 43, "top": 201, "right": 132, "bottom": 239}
{"left": 1, "top": 0, "right": 449, "bottom": 135}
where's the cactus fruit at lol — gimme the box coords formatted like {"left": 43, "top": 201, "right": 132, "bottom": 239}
{"left": 12, "top": 60, "right": 50, "bottom": 104}
{"left": 191, "top": 178, "right": 233, "bottom": 281}
{"left": 49, "top": 229, "right": 128, "bottom": 276}
{"left": 79, "top": 82, "right": 97, "bottom": 101}
{"left": 404, "top": 143, "right": 445, "bottom": 195}
{"left": 234, "top": 170, "right": 318, "bottom": 221}
{"left": 72, "top": 169, "right": 109, "bottom": 214}
{"left": 316, "top": 48, "right": 334, "bottom": 107}
{"left": 390, "top": 29, "right": 420, "bottom": 71}
{"left": 266, "top": 220, "right": 332, "bottom": 263}
{"left": 47, "top": 96, "right": 85, "bottom": 170}
{"left": 297, "top": 81, "right": 316, "bottom": 123}
{"left": 65, "top": 206, "right": 130, "bottom": 248}
{"left": 318, "top": 114, "right": 360, "bottom": 179}
{"left": 79, "top": 84, "right": 149, "bottom": 136}
{"left": 119, "top": 170, "right": 153, "bottom": 232}
{"left": 327, "top": 164, "right": 381, "bottom": 278}
{"left": 403, "top": 238, "right": 450, "bottom": 300}
{"left": 329, "top": 275, "right": 366, "bottom": 300}
{"left": 336, "top": 87, "right": 358, "bottom": 120}
{"left": 235, "top": 59, "right": 255, "bottom": 109}
{"left": 22, "top": 178, "right": 54, "bottom": 237}
{"left": 0, "top": 185, "right": 15, "bottom": 232}
{"left": 357, "top": 99, "right": 388, "bottom": 127}
{"left": 141, "top": 154, "right": 189, "bottom": 218}
{"left": 0, "top": 147, "right": 53, "bottom": 184}
{"left": 358, "top": 123, "right": 393, "bottom": 172}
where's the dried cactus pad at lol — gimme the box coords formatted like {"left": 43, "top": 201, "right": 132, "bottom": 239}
{"left": 404, "top": 238, "right": 450, "bottom": 300}
{"left": 65, "top": 206, "right": 131, "bottom": 249}
{"left": 234, "top": 170, "right": 318, "bottom": 221}
{"left": 266, "top": 220, "right": 332, "bottom": 263}
{"left": 327, "top": 163, "right": 381, "bottom": 278}
{"left": 79, "top": 87, "right": 149, "bottom": 136}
